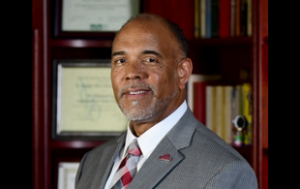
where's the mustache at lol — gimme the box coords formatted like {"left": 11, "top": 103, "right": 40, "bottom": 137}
{"left": 118, "top": 83, "right": 156, "bottom": 98}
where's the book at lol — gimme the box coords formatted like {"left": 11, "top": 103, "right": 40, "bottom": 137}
{"left": 235, "top": 0, "right": 241, "bottom": 36}
{"left": 200, "top": 0, "right": 206, "bottom": 38}
{"left": 247, "top": 0, "right": 252, "bottom": 36}
{"left": 187, "top": 74, "right": 222, "bottom": 112}
{"left": 219, "top": 0, "right": 231, "bottom": 38}
{"left": 230, "top": 0, "right": 236, "bottom": 36}
{"left": 215, "top": 85, "right": 223, "bottom": 138}
{"left": 205, "top": 0, "right": 212, "bottom": 38}
{"left": 240, "top": 0, "right": 248, "bottom": 36}
{"left": 223, "top": 85, "right": 234, "bottom": 144}
{"left": 205, "top": 85, "right": 214, "bottom": 131}
{"left": 193, "top": 81, "right": 208, "bottom": 124}
{"left": 242, "top": 82, "right": 252, "bottom": 146}
{"left": 194, "top": 0, "right": 200, "bottom": 38}
{"left": 211, "top": 0, "right": 220, "bottom": 37}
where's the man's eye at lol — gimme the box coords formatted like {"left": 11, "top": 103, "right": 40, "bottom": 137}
{"left": 145, "top": 58, "right": 157, "bottom": 63}
{"left": 116, "top": 59, "right": 126, "bottom": 64}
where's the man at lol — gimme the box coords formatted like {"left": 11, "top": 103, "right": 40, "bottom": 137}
{"left": 75, "top": 13, "right": 258, "bottom": 189}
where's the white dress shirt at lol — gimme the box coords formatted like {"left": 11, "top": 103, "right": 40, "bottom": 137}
{"left": 104, "top": 100, "right": 188, "bottom": 189}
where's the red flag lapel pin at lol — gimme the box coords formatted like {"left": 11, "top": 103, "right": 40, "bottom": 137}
{"left": 158, "top": 154, "right": 172, "bottom": 162}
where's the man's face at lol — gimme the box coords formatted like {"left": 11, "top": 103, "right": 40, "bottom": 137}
{"left": 111, "top": 19, "right": 182, "bottom": 122}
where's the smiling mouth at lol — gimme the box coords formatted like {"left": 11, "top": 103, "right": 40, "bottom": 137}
{"left": 123, "top": 89, "right": 152, "bottom": 99}
{"left": 128, "top": 91, "right": 147, "bottom": 95}
{"left": 119, "top": 84, "right": 154, "bottom": 99}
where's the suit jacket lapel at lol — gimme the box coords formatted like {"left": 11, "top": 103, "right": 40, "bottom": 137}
{"left": 128, "top": 108, "right": 197, "bottom": 189}
{"left": 90, "top": 134, "right": 126, "bottom": 189}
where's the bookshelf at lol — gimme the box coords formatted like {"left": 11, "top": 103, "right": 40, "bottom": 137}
{"left": 32, "top": 0, "right": 268, "bottom": 189}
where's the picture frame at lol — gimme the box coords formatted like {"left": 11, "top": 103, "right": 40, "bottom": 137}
{"left": 52, "top": 59, "right": 128, "bottom": 140}
{"left": 57, "top": 162, "right": 80, "bottom": 189}
{"left": 53, "top": 0, "right": 142, "bottom": 38}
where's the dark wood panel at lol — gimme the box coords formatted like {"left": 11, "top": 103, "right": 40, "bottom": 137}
{"left": 146, "top": 0, "right": 194, "bottom": 40}
{"left": 50, "top": 39, "right": 113, "bottom": 48}
{"left": 50, "top": 47, "right": 112, "bottom": 60}
{"left": 189, "top": 37, "right": 252, "bottom": 47}
{"left": 51, "top": 141, "right": 105, "bottom": 149}
{"left": 220, "top": 46, "right": 252, "bottom": 84}
{"left": 234, "top": 146, "right": 252, "bottom": 164}
{"left": 33, "top": 27, "right": 45, "bottom": 189}
{"left": 189, "top": 46, "right": 221, "bottom": 75}
{"left": 262, "top": 39, "right": 268, "bottom": 149}
{"left": 262, "top": 153, "right": 268, "bottom": 189}
{"left": 252, "top": 0, "right": 268, "bottom": 188}
{"left": 32, "top": 0, "right": 47, "bottom": 188}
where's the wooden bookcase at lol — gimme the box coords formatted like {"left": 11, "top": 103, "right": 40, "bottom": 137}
{"left": 32, "top": 0, "right": 268, "bottom": 188}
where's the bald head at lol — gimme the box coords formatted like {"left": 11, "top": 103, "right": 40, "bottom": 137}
{"left": 115, "top": 13, "right": 189, "bottom": 58}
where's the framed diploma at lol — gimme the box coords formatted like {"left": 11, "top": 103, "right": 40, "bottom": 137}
{"left": 57, "top": 162, "right": 80, "bottom": 189}
{"left": 52, "top": 59, "right": 128, "bottom": 140}
{"left": 54, "top": 0, "right": 141, "bottom": 38}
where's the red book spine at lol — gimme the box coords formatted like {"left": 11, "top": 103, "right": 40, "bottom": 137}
{"left": 235, "top": 0, "right": 241, "bottom": 36}
{"left": 219, "top": 0, "right": 231, "bottom": 38}
{"left": 193, "top": 81, "right": 207, "bottom": 125}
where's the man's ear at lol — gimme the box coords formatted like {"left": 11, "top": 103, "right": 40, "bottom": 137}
{"left": 177, "top": 58, "right": 193, "bottom": 91}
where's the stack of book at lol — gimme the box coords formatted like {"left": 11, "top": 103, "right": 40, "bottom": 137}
{"left": 188, "top": 74, "right": 252, "bottom": 146}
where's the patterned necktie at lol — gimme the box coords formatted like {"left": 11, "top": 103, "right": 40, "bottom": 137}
{"left": 110, "top": 139, "right": 142, "bottom": 189}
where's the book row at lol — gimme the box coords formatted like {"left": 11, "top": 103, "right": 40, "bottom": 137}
{"left": 187, "top": 75, "right": 252, "bottom": 147}
{"left": 194, "top": 0, "right": 252, "bottom": 38}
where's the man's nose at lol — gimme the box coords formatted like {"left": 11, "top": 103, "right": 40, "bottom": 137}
{"left": 125, "top": 61, "right": 147, "bottom": 81}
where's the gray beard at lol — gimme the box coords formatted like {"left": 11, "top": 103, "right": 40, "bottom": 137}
{"left": 119, "top": 89, "right": 177, "bottom": 121}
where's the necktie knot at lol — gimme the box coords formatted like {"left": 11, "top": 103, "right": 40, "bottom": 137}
{"left": 127, "top": 139, "right": 142, "bottom": 156}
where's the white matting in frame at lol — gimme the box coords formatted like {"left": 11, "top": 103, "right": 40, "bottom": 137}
{"left": 57, "top": 162, "right": 80, "bottom": 189}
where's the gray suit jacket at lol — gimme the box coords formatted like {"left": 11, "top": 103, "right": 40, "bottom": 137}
{"left": 75, "top": 107, "right": 258, "bottom": 189}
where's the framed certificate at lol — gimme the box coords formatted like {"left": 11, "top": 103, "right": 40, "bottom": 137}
{"left": 52, "top": 59, "right": 128, "bottom": 140}
{"left": 57, "top": 162, "right": 80, "bottom": 189}
{"left": 53, "top": 0, "right": 141, "bottom": 38}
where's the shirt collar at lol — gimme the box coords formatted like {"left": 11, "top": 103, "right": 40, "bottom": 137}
{"left": 122, "top": 100, "right": 188, "bottom": 159}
